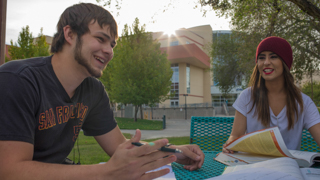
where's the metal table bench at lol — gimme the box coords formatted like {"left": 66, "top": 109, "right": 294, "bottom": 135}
{"left": 172, "top": 151, "right": 226, "bottom": 180}
{"left": 172, "top": 116, "right": 320, "bottom": 180}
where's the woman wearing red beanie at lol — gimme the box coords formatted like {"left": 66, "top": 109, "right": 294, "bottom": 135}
{"left": 223, "top": 36, "right": 320, "bottom": 153}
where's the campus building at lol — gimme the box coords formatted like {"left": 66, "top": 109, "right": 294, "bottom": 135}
{"left": 152, "top": 27, "right": 247, "bottom": 108}
{"left": 152, "top": 25, "right": 213, "bottom": 108}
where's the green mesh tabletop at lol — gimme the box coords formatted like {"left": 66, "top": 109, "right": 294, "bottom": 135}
{"left": 171, "top": 151, "right": 320, "bottom": 180}
{"left": 301, "top": 129, "right": 320, "bottom": 152}
{"left": 172, "top": 151, "right": 226, "bottom": 180}
{"left": 190, "top": 116, "right": 320, "bottom": 153}
{"left": 190, "top": 116, "right": 234, "bottom": 151}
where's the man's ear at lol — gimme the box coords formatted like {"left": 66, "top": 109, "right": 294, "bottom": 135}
{"left": 63, "top": 25, "right": 76, "bottom": 45}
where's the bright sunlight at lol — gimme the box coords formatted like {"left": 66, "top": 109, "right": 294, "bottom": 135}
{"left": 163, "top": 27, "right": 177, "bottom": 36}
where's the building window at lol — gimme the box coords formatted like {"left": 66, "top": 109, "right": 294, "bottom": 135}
{"left": 170, "top": 64, "right": 179, "bottom": 107}
{"left": 170, "top": 100, "right": 179, "bottom": 107}
{"left": 186, "top": 64, "right": 190, "bottom": 94}
{"left": 212, "top": 94, "right": 238, "bottom": 106}
{"left": 170, "top": 41, "right": 179, "bottom": 46}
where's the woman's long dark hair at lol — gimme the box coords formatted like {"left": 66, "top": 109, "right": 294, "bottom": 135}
{"left": 248, "top": 61, "right": 303, "bottom": 130}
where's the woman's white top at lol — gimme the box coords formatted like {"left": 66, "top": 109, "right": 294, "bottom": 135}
{"left": 233, "top": 88, "right": 320, "bottom": 150}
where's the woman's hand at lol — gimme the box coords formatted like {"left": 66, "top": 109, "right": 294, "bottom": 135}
{"left": 222, "top": 142, "right": 234, "bottom": 154}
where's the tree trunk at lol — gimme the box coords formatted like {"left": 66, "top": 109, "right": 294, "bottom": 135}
{"left": 287, "top": 0, "right": 320, "bottom": 22}
{"left": 266, "top": 0, "right": 281, "bottom": 37}
{"left": 134, "top": 105, "right": 138, "bottom": 122}
{"left": 140, "top": 105, "right": 143, "bottom": 120}
{"left": 311, "top": 71, "right": 314, "bottom": 100}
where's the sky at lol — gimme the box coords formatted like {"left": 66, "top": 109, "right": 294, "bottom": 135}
{"left": 5, "top": 0, "right": 231, "bottom": 45}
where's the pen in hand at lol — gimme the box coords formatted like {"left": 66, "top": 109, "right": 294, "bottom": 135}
{"left": 132, "top": 142, "right": 183, "bottom": 153}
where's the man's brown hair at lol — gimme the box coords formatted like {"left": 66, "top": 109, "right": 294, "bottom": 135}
{"left": 51, "top": 3, "right": 118, "bottom": 53}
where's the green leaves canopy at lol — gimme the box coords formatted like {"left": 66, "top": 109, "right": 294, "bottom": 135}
{"left": 200, "top": 0, "right": 320, "bottom": 83}
{"left": 211, "top": 33, "right": 242, "bottom": 97}
{"left": 8, "top": 26, "right": 50, "bottom": 61}
{"left": 101, "top": 18, "right": 172, "bottom": 109}
{"left": 302, "top": 81, "right": 320, "bottom": 106}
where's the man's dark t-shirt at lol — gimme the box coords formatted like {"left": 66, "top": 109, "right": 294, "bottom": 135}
{"left": 0, "top": 56, "right": 117, "bottom": 163}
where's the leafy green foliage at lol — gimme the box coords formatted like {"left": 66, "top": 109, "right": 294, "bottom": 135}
{"left": 200, "top": 0, "right": 320, "bottom": 84}
{"left": 116, "top": 117, "right": 163, "bottom": 130}
{"left": 67, "top": 130, "right": 189, "bottom": 164}
{"left": 302, "top": 81, "right": 320, "bottom": 106}
{"left": 8, "top": 26, "right": 35, "bottom": 60}
{"left": 8, "top": 26, "right": 50, "bottom": 61}
{"left": 67, "top": 131, "right": 132, "bottom": 164}
{"left": 101, "top": 18, "right": 172, "bottom": 122}
{"left": 144, "top": 136, "right": 190, "bottom": 145}
{"left": 98, "top": 0, "right": 320, "bottom": 95}
{"left": 34, "top": 28, "right": 50, "bottom": 57}
{"left": 211, "top": 33, "right": 242, "bottom": 97}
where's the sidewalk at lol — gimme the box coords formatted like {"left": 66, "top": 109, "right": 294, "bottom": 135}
{"left": 120, "top": 119, "right": 191, "bottom": 140}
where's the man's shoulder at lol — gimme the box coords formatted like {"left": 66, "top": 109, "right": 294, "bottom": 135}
{"left": 0, "top": 56, "right": 51, "bottom": 75}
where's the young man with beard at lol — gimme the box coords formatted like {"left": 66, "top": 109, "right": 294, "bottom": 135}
{"left": 0, "top": 3, "right": 204, "bottom": 180}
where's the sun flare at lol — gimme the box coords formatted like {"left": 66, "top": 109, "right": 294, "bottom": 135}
{"left": 163, "top": 28, "right": 177, "bottom": 37}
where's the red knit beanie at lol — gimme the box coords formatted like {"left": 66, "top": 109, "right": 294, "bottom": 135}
{"left": 256, "top": 36, "right": 293, "bottom": 70}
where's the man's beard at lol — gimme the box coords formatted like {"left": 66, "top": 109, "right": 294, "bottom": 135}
{"left": 74, "top": 37, "right": 103, "bottom": 78}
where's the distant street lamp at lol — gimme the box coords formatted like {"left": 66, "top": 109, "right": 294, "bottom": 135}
{"left": 182, "top": 94, "right": 188, "bottom": 120}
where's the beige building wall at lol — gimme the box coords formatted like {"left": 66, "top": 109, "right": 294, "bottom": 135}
{"left": 187, "top": 25, "right": 213, "bottom": 48}
{"left": 203, "top": 70, "right": 212, "bottom": 103}
{"left": 162, "top": 96, "right": 171, "bottom": 107}
{"left": 153, "top": 27, "right": 208, "bottom": 50}
{"left": 187, "top": 25, "right": 214, "bottom": 87}
{"left": 179, "top": 63, "right": 187, "bottom": 105}
{"left": 189, "top": 65, "right": 204, "bottom": 104}
{"left": 153, "top": 25, "right": 213, "bottom": 107}
{"left": 190, "top": 65, "right": 204, "bottom": 96}
{"left": 179, "top": 63, "right": 187, "bottom": 95}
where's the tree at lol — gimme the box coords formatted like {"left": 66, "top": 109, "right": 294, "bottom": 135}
{"left": 302, "top": 81, "right": 320, "bottom": 106}
{"left": 100, "top": 0, "right": 319, "bottom": 86}
{"left": 8, "top": 26, "right": 50, "bottom": 61}
{"left": 211, "top": 33, "right": 242, "bottom": 97}
{"left": 34, "top": 28, "right": 50, "bottom": 57}
{"left": 98, "top": 0, "right": 320, "bottom": 21}
{"left": 199, "top": 0, "right": 320, "bottom": 22}
{"left": 105, "top": 18, "right": 172, "bottom": 122}
{"left": 8, "top": 25, "right": 35, "bottom": 60}
{"left": 199, "top": 0, "right": 320, "bottom": 85}
{"left": 99, "top": 58, "right": 117, "bottom": 108}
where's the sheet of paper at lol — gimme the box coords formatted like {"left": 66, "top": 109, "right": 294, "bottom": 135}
{"left": 300, "top": 168, "right": 320, "bottom": 180}
{"left": 214, "top": 152, "right": 250, "bottom": 166}
{"left": 150, "top": 164, "right": 176, "bottom": 180}
{"left": 205, "top": 167, "right": 300, "bottom": 180}
{"left": 220, "top": 158, "right": 304, "bottom": 180}
{"left": 100, "top": 163, "right": 176, "bottom": 179}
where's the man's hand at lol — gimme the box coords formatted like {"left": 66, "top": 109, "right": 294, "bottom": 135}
{"left": 103, "top": 129, "right": 176, "bottom": 180}
{"left": 170, "top": 144, "right": 204, "bottom": 171}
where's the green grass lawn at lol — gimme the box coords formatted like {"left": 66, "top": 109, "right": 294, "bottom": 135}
{"left": 67, "top": 131, "right": 189, "bottom": 165}
{"left": 116, "top": 117, "right": 163, "bottom": 130}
